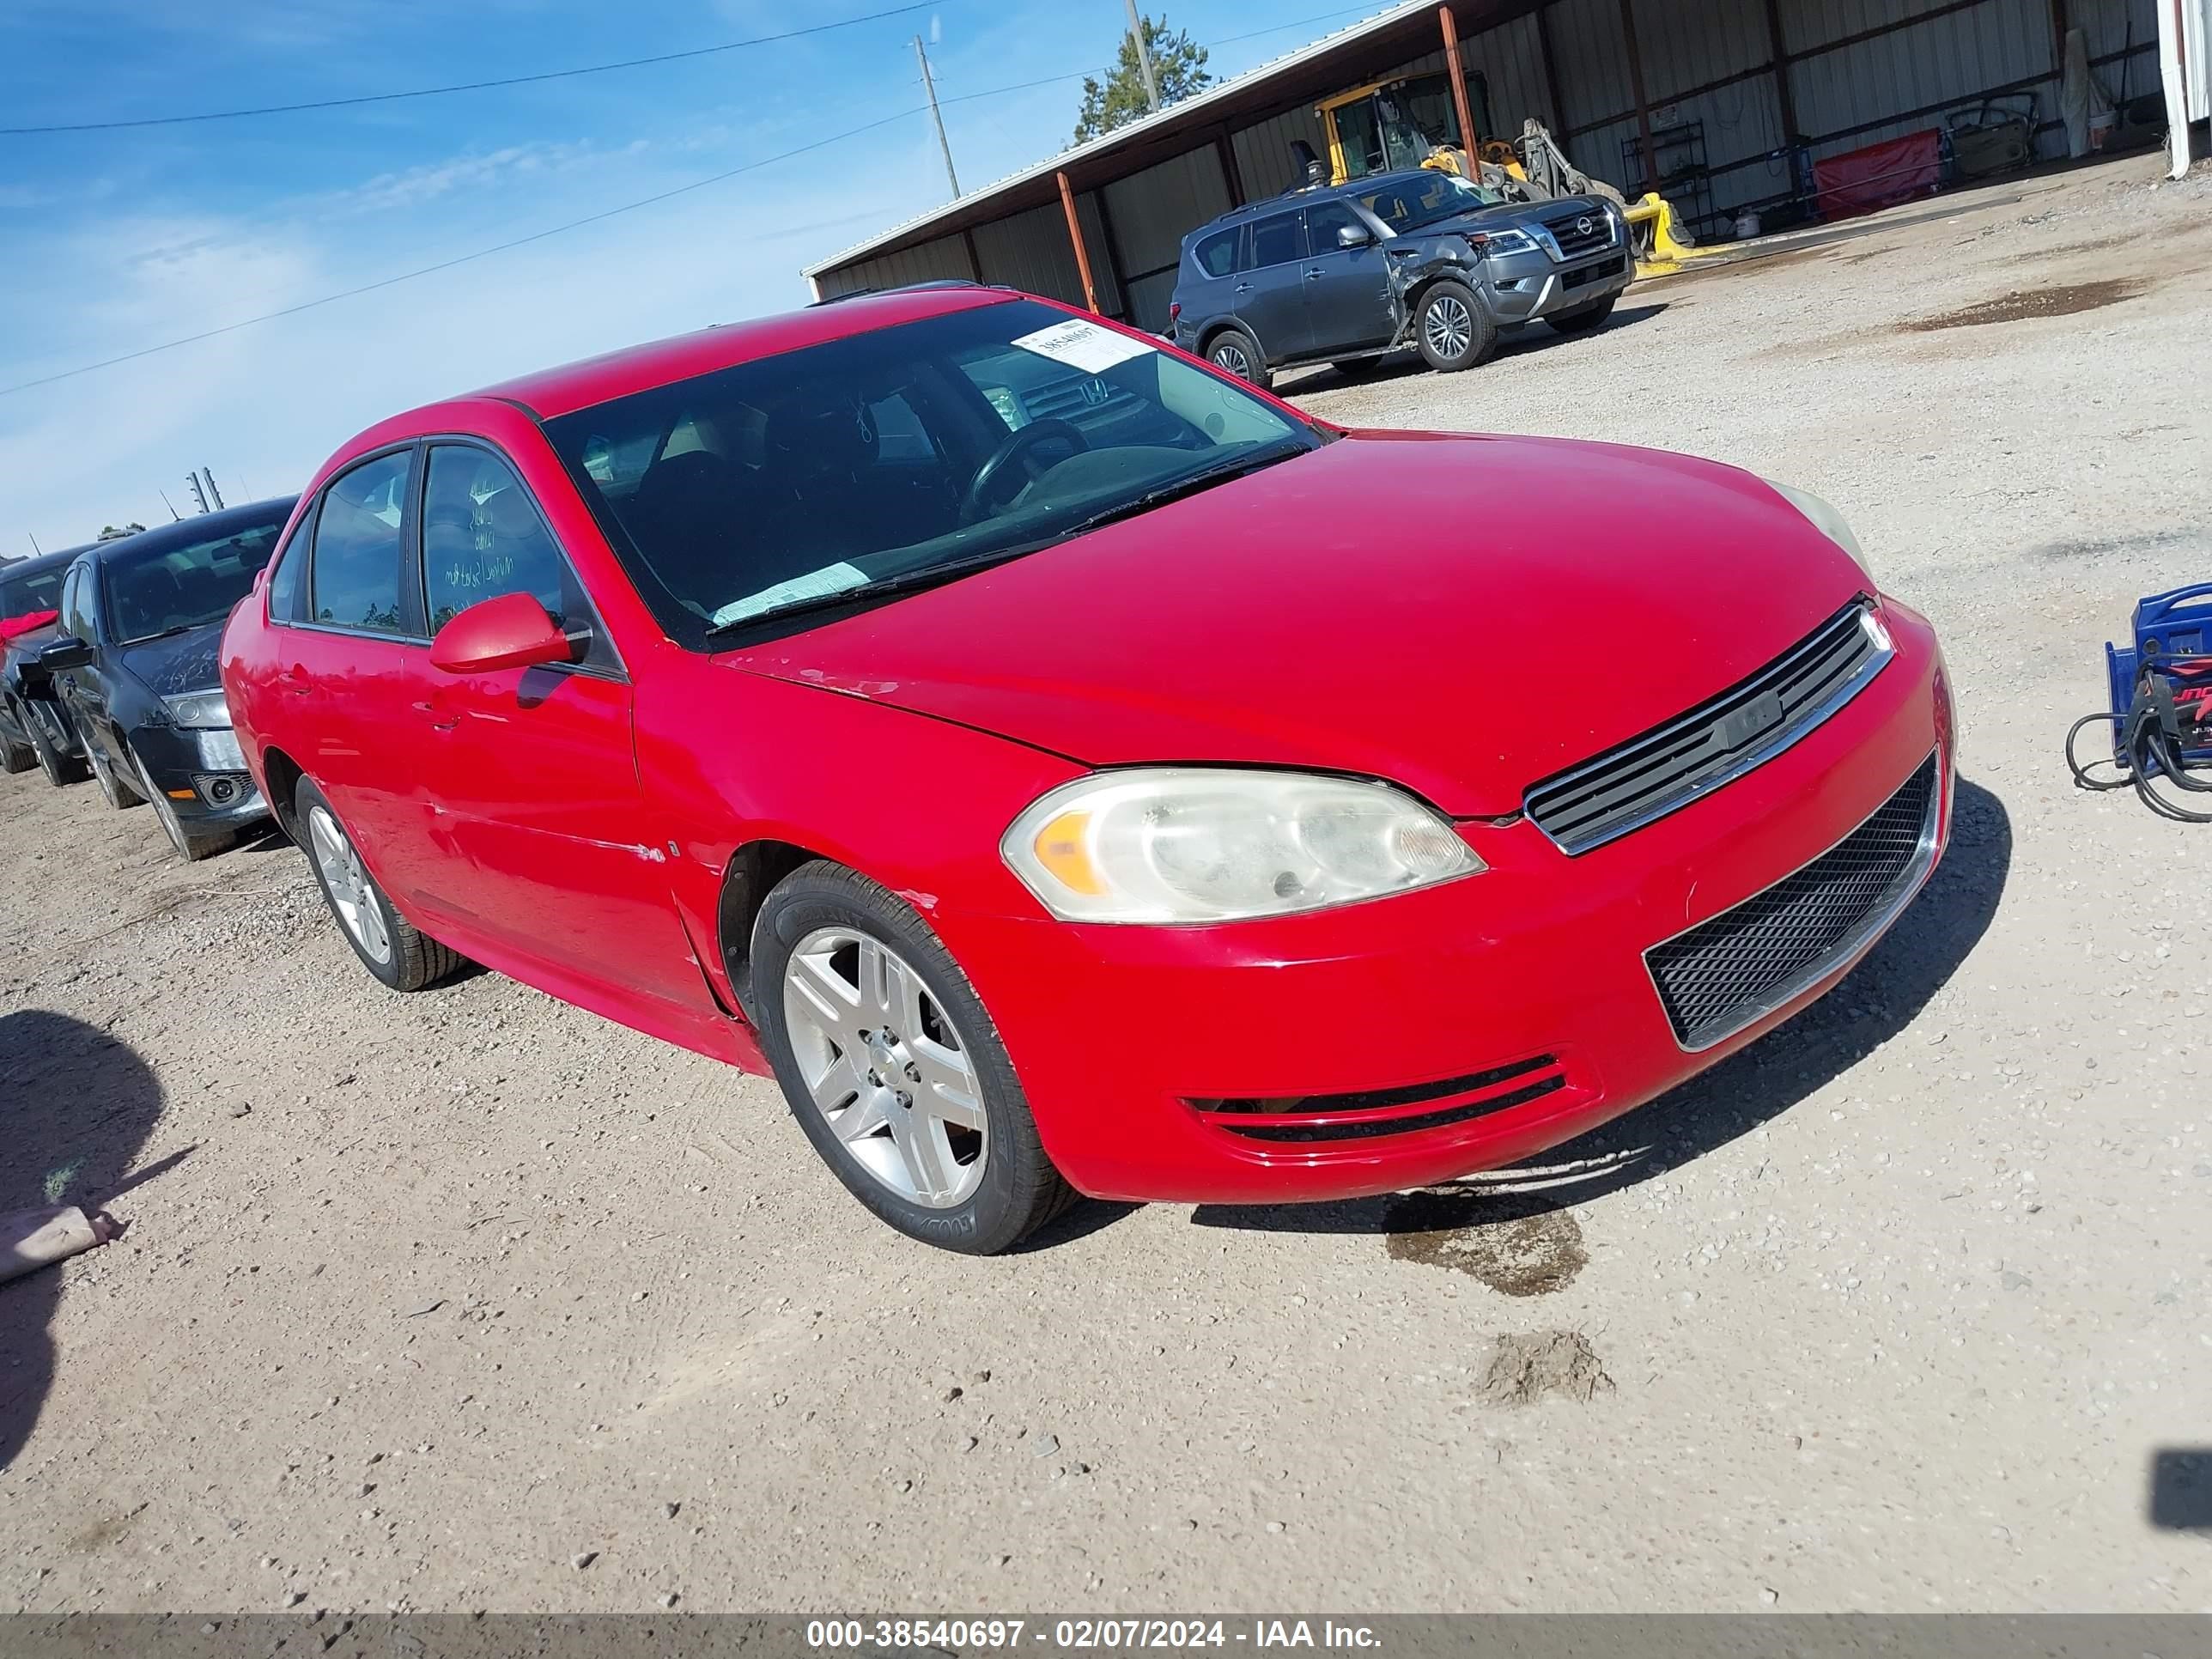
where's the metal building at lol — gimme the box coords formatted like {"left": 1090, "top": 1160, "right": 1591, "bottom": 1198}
{"left": 805, "top": 0, "right": 2162, "bottom": 331}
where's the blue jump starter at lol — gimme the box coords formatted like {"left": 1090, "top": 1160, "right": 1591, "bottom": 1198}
{"left": 2106, "top": 582, "right": 2212, "bottom": 775}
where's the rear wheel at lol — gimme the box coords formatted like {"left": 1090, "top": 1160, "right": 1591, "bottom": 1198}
{"left": 295, "top": 777, "right": 465, "bottom": 992}
{"left": 1203, "top": 325, "right": 1272, "bottom": 393}
{"left": 2, "top": 728, "right": 32, "bottom": 775}
{"left": 753, "top": 861, "right": 1079, "bottom": 1255}
{"left": 29, "top": 708, "right": 94, "bottom": 790}
{"left": 1414, "top": 279, "right": 1496, "bottom": 373}
{"left": 1547, "top": 294, "right": 1618, "bottom": 334}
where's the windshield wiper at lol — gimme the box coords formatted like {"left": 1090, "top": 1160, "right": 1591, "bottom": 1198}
{"left": 701, "top": 547, "right": 1039, "bottom": 641}
{"left": 700, "top": 443, "right": 1312, "bottom": 644}
{"left": 1050, "top": 442, "right": 1312, "bottom": 541}
{"left": 120, "top": 623, "right": 200, "bottom": 645}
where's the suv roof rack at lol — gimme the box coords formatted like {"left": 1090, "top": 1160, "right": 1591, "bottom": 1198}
{"left": 809, "top": 278, "right": 991, "bottom": 307}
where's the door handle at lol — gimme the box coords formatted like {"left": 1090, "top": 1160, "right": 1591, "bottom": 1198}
{"left": 1304, "top": 267, "right": 1326, "bottom": 280}
{"left": 1233, "top": 283, "right": 1254, "bottom": 294}
{"left": 410, "top": 696, "right": 458, "bottom": 733}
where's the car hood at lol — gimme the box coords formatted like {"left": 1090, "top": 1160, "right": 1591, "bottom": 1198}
{"left": 719, "top": 431, "right": 1869, "bottom": 817}
{"left": 1418, "top": 195, "right": 1606, "bottom": 240}
{"left": 119, "top": 622, "right": 226, "bottom": 699}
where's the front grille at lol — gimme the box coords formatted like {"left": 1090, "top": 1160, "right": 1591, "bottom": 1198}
{"left": 1562, "top": 255, "right": 1626, "bottom": 291}
{"left": 1525, "top": 599, "right": 1890, "bottom": 855}
{"left": 1646, "top": 754, "right": 1939, "bottom": 1050}
{"left": 1191, "top": 1054, "right": 1570, "bottom": 1146}
{"left": 1545, "top": 210, "right": 1617, "bottom": 259}
{"left": 1021, "top": 374, "right": 1139, "bottom": 426}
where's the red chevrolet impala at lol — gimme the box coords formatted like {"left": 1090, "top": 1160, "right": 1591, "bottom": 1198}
{"left": 222, "top": 284, "right": 1953, "bottom": 1252}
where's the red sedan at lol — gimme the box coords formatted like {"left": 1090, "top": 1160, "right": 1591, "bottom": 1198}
{"left": 222, "top": 284, "right": 1953, "bottom": 1253}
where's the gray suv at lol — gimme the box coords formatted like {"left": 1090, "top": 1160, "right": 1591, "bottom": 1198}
{"left": 1167, "top": 169, "right": 1633, "bottom": 390}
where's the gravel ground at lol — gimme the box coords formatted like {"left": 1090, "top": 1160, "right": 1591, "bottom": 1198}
{"left": 3, "top": 152, "right": 2209, "bottom": 1616}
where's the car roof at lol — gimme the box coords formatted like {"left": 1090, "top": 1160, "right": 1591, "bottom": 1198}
{"left": 462, "top": 284, "right": 1024, "bottom": 424}
{"left": 1192, "top": 170, "right": 1440, "bottom": 238}
{"left": 79, "top": 497, "right": 300, "bottom": 564}
{"left": 4, "top": 544, "right": 98, "bottom": 580}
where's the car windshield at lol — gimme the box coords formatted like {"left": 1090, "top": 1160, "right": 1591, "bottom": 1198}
{"left": 1359, "top": 173, "right": 1507, "bottom": 233}
{"left": 543, "top": 297, "right": 1320, "bottom": 645}
{"left": 0, "top": 564, "right": 65, "bottom": 622}
{"left": 101, "top": 512, "right": 289, "bottom": 644}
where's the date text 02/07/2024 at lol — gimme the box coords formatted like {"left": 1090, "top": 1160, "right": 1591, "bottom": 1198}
{"left": 803, "top": 1620, "right": 1382, "bottom": 1649}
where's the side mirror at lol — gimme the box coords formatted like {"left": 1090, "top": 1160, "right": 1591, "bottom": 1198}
{"left": 15, "top": 636, "right": 91, "bottom": 698}
{"left": 1337, "top": 222, "right": 1373, "bottom": 248}
{"left": 429, "top": 592, "right": 575, "bottom": 676}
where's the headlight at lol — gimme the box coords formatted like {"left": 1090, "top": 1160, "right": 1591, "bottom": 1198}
{"left": 1001, "top": 768, "right": 1483, "bottom": 924}
{"left": 163, "top": 688, "right": 233, "bottom": 729}
{"left": 1473, "top": 228, "right": 1540, "bottom": 258}
{"left": 1763, "top": 478, "right": 1875, "bottom": 583}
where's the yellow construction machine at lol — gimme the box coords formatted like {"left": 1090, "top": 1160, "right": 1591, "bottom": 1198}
{"left": 1310, "top": 76, "right": 1712, "bottom": 277}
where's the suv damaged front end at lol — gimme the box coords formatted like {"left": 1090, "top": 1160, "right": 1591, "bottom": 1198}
{"left": 1381, "top": 194, "right": 1635, "bottom": 334}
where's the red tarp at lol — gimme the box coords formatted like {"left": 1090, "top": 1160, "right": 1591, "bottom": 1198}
{"left": 1813, "top": 129, "right": 1942, "bottom": 221}
{"left": 0, "top": 609, "right": 58, "bottom": 641}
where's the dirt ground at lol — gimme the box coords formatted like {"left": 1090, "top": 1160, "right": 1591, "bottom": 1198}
{"left": 3, "top": 151, "right": 2210, "bottom": 1615}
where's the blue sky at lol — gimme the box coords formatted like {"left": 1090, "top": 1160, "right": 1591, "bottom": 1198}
{"left": 0, "top": 1, "right": 1378, "bottom": 553}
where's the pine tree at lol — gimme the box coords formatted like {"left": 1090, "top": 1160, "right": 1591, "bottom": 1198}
{"left": 1073, "top": 15, "right": 1212, "bottom": 144}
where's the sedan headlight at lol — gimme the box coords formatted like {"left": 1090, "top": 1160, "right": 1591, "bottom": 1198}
{"left": 164, "top": 688, "right": 233, "bottom": 729}
{"left": 1002, "top": 768, "right": 1482, "bottom": 924}
{"left": 1473, "top": 228, "right": 1540, "bottom": 258}
{"left": 1763, "top": 478, "right": 1875, "bottom": 583}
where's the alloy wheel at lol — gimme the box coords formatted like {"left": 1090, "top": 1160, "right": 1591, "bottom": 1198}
{"left": 307, "top": 803, "right": 392, "bottom": 964}
{"left": 1423, "top": 294, "right": 1474, "bottom": 362}
{"left": 1211, "top": 342, "right": 1252, "bottom": 380}
{"left": 781, "top": 926, "right": 987, "bottom": 1209}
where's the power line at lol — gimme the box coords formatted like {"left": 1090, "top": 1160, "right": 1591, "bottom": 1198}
{"left": 0, "top": 106, "right": 927, "bottom": 398}
{"left": 1, "top": 2, "right": 934, "bottom": 136}
{"left": 0, "top": 3, "right": 1403, "bottom": 396}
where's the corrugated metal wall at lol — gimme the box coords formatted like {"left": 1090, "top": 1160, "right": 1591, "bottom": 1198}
{"left": 816, "top": 0, "right": 2164, "bottom": 311}
{"left": 814, "top": 234, "right": 973, "bottom": 300}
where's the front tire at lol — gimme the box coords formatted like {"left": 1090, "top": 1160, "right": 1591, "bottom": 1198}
{"left": 133, "top": 744, "right": 234, "bottom": 862}
{"left": 1414, "top": 279, "right": 1497, "bottom": 373}
{"left": 1547, "top": 294, "right": 1618, "bottom": 334}
{"left": 295, "top": 777, "right": 465, "bottom": 992}
{"left": 79, "top": 716, "right": 137, "bottom": 800}
{"left": 1204, "top": 325, "right": 1272, "bottom": 393}
{"left": 752, "top": 861, "right": 1079, "bottom": 1254}
{"left": 30, "top": 708, "right": 93, "bottom": 790}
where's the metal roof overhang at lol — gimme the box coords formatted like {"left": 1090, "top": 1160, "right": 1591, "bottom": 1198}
{"left": 803, "top": 0, "right": 1535, "bottom": 278}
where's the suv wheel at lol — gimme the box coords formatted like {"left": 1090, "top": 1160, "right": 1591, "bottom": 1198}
{"left": 1414, "top": 279, "right": 1497, "bottom": 373}
{"left": 1204, "top": 326, "right": 1271, "bottom": 392}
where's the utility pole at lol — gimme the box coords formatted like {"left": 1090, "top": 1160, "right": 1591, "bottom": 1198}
{"left": 912, "top": 36, "right": 960, "bottom": 199}
{"left": 1125, "top": 0, "right": 1161, "bottom": 115}
{"left": 159, "top": 490, "right": 183, "bottom": 522}
{"left": 187, "top": 473, "right": 209, "bottom": 514}
{"left": 27, "top": 531, "right": 40, "bottom": 556}
{"left": 201, "top": 467, "right": 225, "bottom": 510}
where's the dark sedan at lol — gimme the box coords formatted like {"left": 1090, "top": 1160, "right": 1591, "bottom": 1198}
{"left": 27, "top": 499, "right": 297, "bottom": 859}
{"left": 2, "top": 544, "right": 97, "bottom": 785}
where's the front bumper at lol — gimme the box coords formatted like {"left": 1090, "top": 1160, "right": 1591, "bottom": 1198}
{"left": 131, "top": 722, "right": 268, "bottom": 830}
{"left": 939, "top": 604, "right": 1952, "bottom": 1204}
{"left": 1486, "top": 246, "right": 1634, "bottom": 325}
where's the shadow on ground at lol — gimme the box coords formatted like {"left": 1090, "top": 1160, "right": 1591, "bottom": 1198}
{"left": 1287, "top": 301, "right": 1670, "bottom": 395}
{"left": 1182, "top": 776, "right": 2012, "bottom": 1249}
{"left": 0, "top": 1010, "right": 166, "bottom": 1469}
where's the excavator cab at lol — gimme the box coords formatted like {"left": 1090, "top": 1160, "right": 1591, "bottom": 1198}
{"left": 1317, "top": 71, "right": 1489, "bottom": 185}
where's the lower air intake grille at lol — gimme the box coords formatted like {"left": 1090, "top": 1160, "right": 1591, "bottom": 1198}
{"left": 1645, "top": 754, "right": 1939, "bottom": 1051}
{"left": 1191, "top": 1054, "right": 1568, "bottom": 1146}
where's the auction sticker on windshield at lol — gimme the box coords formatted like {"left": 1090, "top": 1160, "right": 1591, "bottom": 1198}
{"left": 713, "top": 562, "right": 867, "bottom": 625}
{"left": 1011, "top": 318, "right": 1154, "bottom": 374}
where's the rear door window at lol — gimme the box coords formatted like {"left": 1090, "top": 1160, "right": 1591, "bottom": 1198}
{"left": 1193, "top": 228, "right": 1243, "bottom": 278}
{"left": 310, "top": 451, "right": 415, "bottom": 636}
{"left": 1247, "top": 213, "right": 1304, "bottom": 269}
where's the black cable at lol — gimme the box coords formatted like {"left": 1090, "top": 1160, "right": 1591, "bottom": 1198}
{"left": 1, "top": 2, "right": 934, "bottom": 136}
